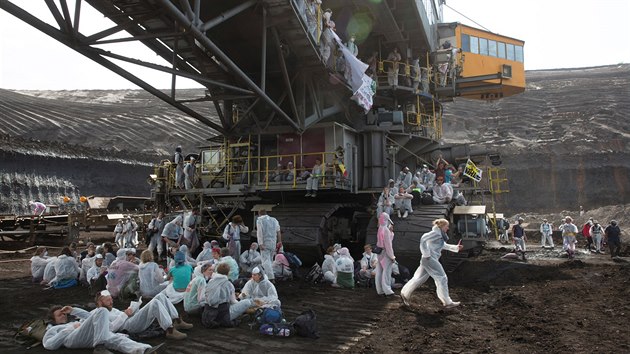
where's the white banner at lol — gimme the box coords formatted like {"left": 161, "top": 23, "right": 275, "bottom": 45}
{"left": 464, "top": 158, "right": 483, "bottom": 182}
{"left": 351, "top": 75, "right": 376, "bottom": 113}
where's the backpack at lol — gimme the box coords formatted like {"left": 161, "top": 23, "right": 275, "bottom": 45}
{"left": 254, "top": 306, "right": 283, "bottom": 326}
{"left": 421, "top": 192, "right": 434, "bottom": 205}
{"left": 304, "top": 263, "right": 324, "bottom": 283}
{"left": 282, "top": 252, "right": 302, "bottom": 268}
{"left": 282, "top": 252, "right": 303, "bottom": 279}
{"left": 202, "top": 303, "right": 236, "bottom": 328}
{"left": 291, "top": 309, "right": 320, "bottom": 339}
{"left": 15, "top": 319, "right": 48, "bottom": 349}
{"left": 259, "top": 323, "right": 294, "bottom": 337}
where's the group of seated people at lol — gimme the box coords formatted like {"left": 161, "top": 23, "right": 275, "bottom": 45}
{"left": 319, "top": 243, "right": 409, "bottom": 289}
{"left": 30, "top": 236, "right": 295, "bottom": 352}
{"left": 376, "top": 160, "right": 467, "bottom": 219}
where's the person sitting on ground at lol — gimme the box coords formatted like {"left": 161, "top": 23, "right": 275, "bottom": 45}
{"left": 204, "top": 262, "right": 254, "bottom": 322}
{"left": 376, "top": 186, "right": 395, "bottom": 216}
{"left": 43, "top": 303, "right": 162, "bottom": 354}
{"left": 357, "top": 244, "right": 377, "bottom": 285}
{"left": 79, "top": 244, "right": 97, "bottom": 285}
{"left": 335, "top": 247, "right": 355, "bottom": 288}
{"left": 196, "top": 241, "right": 214, "bottom": 263}
{"left": 272, "top": 253, "right": 293, "bottom": 281}
{"left": 42, "top": 254, "right": 58, "bottom": 286}
{"left": 223, "top": 214, "right": 249, "bottom": 261}
{"left": 432, "top": 176, "right": 453, "bottom": 204}
{"left": 90, "top": 290, "right": 190, "bottom": 340}
{"left": 239, "top": 266, "right": 281, "bottom": 308}
{"left": 219, "top": 247, "right": 240, "bottom": 282}
{"left": 184, "top": 263, "right": 214, "bottom": 315}
{"left": 80, "top": 242, "right": 95, "bottom": 261}
{"left": 50, "top": 247, "right": 80, "bottom": 288}
{"left": 102, "top": 242, "right": 116, "bottom": 267}
{"left": 394, "top": 186, "right": 414, "bottom": 218}
{"left": 126, "top": 248, "right": 140, "bottom": 265}
{"left": 138, "top": 250, "right": 168, "bottom": 299}
{"left": 305, "top": 159, "right": 323, "bottom": 197}
{"left": 106, "top": 249, "right": 139, "bottom": 298}
{"left": 163, "top": 251, "right": 193, "bottom": 304}
{"left": 178, "top": 245, "right": 197, "bottom": 267}
{"left": 30, "top": 246, "right": 50, "bottom": 283}
{"left": 87, "top": 254, "right": 108, "bottom": 295}
{"left": 321, "top": 246, "right": 338, "bottom": 285}
{"left": 416, "top": 164, "right": 435, "bottom": 190}
{"left": 396, "top": 167, "right": 413, "bottom": 189}
{"left": 239, "top": 242, "right": 262, "bottom": 274}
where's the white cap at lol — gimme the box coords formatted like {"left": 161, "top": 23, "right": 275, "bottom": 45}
{"left": 252, "top": 267, "right": 261, "bottom": 274}
{"left": 95, "top": 254, "right": 103, "bottom": 259}
{"left": 99, "top": 290, "right": 111, "bottom": 297}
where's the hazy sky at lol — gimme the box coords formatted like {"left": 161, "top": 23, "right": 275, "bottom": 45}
{"left": 1, "top": 0, "right": 629, "bottom": 90}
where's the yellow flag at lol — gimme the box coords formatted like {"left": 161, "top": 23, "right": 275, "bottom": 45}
{"left": 464, "top": 159, "right": 483, "bottom": 182}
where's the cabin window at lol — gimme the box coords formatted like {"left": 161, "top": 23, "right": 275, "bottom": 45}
{"left": 497, "top": 42, "right": 506, "bottom": 58}
{"left": 506, "top": 43, "right": 515, "bottom": 61}
{"left": 461, "top": 34, "right": 470, "bottom": 52}
{"left": 479, "top": 38, "right": 488, "bottom": 55}
{"left": 515, "top": 45, "right": 524, "bottom": 62}
{"left": 470, "top": 36, "right": 479, "bottom": 54}
{"left": 488, "top": 40, "right": 497, "bottom": 57}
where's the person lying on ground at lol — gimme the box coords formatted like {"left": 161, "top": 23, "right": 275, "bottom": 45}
{"left": 43, "top": 304, "right": 163, "bottom": 354}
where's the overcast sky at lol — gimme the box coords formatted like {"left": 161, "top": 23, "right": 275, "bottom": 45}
{"left": 1, "top": 0, "right": 629, "bottom": 90}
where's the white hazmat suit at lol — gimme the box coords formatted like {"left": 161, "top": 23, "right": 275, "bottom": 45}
{"left": 401, "top": 225, "right": 461, "bottom": 307}
{"left": 256, "top": 213, "right": 280, "bottom": 281}
{"left": 375, "top": 213, "right": 396, "bottom": 296}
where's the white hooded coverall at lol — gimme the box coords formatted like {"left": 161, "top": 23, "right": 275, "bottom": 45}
{"left": 256, "top": 214, "right": 280, "bottom": 281}
{"left": 401, "top": 225, "right": 460, "bottom": 306}
{"left": 375, "top": 212, "right": 396, "bottom": 296}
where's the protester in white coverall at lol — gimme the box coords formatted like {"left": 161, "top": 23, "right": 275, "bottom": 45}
{"left": 256, "top": 209, "right": 281, "bottom": 281}
{"left": 30, "top": 246, "right": 49, "bottom": 282}
{"left": 223, "top": 214, "right": 249, "bottom": 261}
{"left": 239, "top": 266, "right": 281, "bottom": 308}
{"left": 540, "top": 219, "right": 555, "bottom": 248}
{"left": 88, "top": 290, "right": 191, "bottom": 340}
{"left": 43, "top": 305, "right": 160, "bottom": 353}
{"left": 138, "top": 250, "right": 168, "bottom": 298}
{"left": 174, "top": 146, "right": 184, "bottom": 189}
{"left": 161, "top": 215, "right": 183, "bottom": 248}
{"left": 590, "top": 220, "right": 605, "bottom": 254}
{"left": 29, "top": 200, "right": 46, "bottom": 216}
{"left": 401, "top": 218, "right": 463, "bottom": 308}
{"left": 204, "top": 263, "right": 253, "bottom": 320}
{"left": 123, "top": 216, "right": 138, "bottom": 248}
{"left": 147, "top": 212, "right": 165, "bottom": 258}
{"left": 240, "top": 242, "right": 262, "bottom": 273}
{"left": 52, "top": 247, "right": 80, "bottom": 286}
{"left": 559, "top": 216, "right": 578, "bottom": 259}
{"left": 114, "top": 219, "right": 125, "bottom": 249}
{"left": 184, "top": 263, "right": 214, "bottom": 315}
{"left": 321, "top": 246, "right": 337, "bottom": 284}
{"left": 375, "top": 212, "right": 396, "bottom": 296}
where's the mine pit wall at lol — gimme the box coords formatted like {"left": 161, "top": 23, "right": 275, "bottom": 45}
{"left": 0, "top": 151, "right": 153, "bottom": 215}
{"left": 495, "top": 152, "right": 630, "bottom": 213}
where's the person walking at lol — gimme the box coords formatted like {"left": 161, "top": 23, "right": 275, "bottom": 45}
{"left": 605, "top": 220, "right": 622, "bottom": 259}
{"left": 401, "top": 218, "right": 463, "bottom": 308}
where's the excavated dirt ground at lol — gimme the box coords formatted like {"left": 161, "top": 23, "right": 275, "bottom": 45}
{"left": 1, "top": 232, "right": 628, "bottom": 353}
